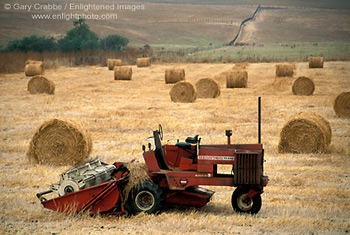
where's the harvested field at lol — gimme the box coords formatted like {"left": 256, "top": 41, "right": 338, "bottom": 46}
{"left": 1, "top": 62, "right": 349, "bottom": 234}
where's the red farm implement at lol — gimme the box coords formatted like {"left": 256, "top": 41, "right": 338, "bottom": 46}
{"left": 37, "top": 97, "right": 268, "bottom": 215}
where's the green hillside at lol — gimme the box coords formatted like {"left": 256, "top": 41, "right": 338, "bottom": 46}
{"left": 0, "top": 0, "right": 349, "bottom": 61}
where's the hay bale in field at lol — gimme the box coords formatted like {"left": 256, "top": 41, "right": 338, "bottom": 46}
{"left": 333, "top": 92, "right": 350, "bottom": 117}
{"left": 136, "top": 58, "right": 151, "bottom": 67}
{"left": 292, "top": 76, "right": 315, "bottom": 96}
{"left": 165, "top": 69, "right": 185, "bottom": 84}
{"left": 195, "top": 78, "right": 220, "bottom": 98}
{"left": 226, "top": 69, "right": 248, "bottom": 88}
{"left": 25, "top": 60, "right": 45, "bottom": 76}
{"left": 123, "top": 161, "right": 150, "bottom": 201}
{"left": 270, "top": 77, "right": 294, "bottom": 92}
{"left": 213, "top": 70, "right": 229, "bottom": 86}
{"left": 27, "top": 119, "right": 92, "bottom": 166}
{"left": 107, "top": 59, "right": 122, "bottom": 70}
{"left": 170, "top": 81, "right": 197, "bottom": 103}
{"left": 275, "top": 64, "right": 294, "bottom": 77}
{"left": 27, "top": 75, "right": 55, "bottom": 95}
{"left": 309, "top": 57, "right": 324, "bottom": 68}
{"left": 114, "top": 66, "right": 132, "bottom": 80}
{"left": 278, "top": 112, "right": 331, "bottom": 154}
{"left": 233, "top": 62, "right": 250, "bottom": 69}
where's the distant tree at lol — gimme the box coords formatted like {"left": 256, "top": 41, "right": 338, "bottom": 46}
{"left": 3, "top": 18, "right": 130, "bottom": 53}
{"left": 58, "top": 18, "right": 100, "bottom": 52}
{"left": 5, "top": 35, "right": 57, "bottom": 52}
{"left": 101, "top": 35, "right": 129, "bottom": 50}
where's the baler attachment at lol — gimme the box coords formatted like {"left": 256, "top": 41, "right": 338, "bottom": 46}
{"left": 37, "top": 160, "right": 130, "bottom": 215}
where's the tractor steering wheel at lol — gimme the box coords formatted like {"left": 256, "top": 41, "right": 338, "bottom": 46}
{"left": 158, "top": 124, "right": 163, "bottom": 141}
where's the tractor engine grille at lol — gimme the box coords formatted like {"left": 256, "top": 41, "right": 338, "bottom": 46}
{"left": 234, "top": 152, "right": 262, "bottom": 185}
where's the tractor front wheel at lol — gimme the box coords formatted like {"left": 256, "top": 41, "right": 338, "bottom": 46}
{"left": 231, "top": 188, "right": 261, "bottom": 214}
{"left": 129, "top": 181, "right": 163, "bottom": 214}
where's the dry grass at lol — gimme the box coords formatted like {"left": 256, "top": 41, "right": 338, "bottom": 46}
{"left": 0, "top": 61, "right": 349, "bottom": 234}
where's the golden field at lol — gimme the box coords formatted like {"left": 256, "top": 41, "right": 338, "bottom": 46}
{"left": 0, "top": 61, "right": 349, "bottom": 234}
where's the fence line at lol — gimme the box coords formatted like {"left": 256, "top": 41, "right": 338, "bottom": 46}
{"left": 228, "top": 5, "right": 261, "bottom": 46}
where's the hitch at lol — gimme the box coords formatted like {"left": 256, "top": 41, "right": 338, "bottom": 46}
{"left": 36, "top": 190, "right": 52, "bottom": 202}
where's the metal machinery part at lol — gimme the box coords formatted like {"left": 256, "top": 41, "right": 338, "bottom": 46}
{"left": 51, "top": 159, "right": 116, "bottom": 196}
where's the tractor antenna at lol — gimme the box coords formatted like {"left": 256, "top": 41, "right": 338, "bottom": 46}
{"left": 258, "top": 96, "right": 261, "bottom": 144}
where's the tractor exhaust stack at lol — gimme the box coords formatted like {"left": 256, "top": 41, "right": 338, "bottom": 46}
{"left": 258, "top": 96, "right": 261, "bottom": 144}
{"left": 226, "top": 130, "right": 232, "bottom": 145}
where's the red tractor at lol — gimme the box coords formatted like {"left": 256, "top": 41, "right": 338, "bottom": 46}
{"left": 37, "top": 98, "right": 268, "bottom": 215}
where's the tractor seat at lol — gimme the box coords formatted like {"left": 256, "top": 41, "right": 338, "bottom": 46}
{"left": 185, "top": 135, "right": 199, "bottom": 144}
{"left": 175, "top": 142, "right": 192, "bottom": 149}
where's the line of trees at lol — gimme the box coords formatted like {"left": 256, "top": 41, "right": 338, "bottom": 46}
{"left": 3, "top": 18, "right": 129, "bottom": 52}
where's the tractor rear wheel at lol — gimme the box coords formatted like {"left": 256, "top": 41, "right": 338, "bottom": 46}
{"left": 231, "top": 188, "right": 261, "bottom": 214}
{"left": 129, "top": 181, "right": 163, "bottom": 214}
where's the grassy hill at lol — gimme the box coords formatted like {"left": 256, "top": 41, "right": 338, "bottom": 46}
{"left": 0, "top": 0, "right": 349, "bottom": 62}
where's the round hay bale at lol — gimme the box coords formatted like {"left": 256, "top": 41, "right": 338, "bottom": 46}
{"left": 276, "top": 64, "right": 294, "bottom": 77}
{"left": 292, "top": 76, "right": 315, "bottom": 96}
{"left": 226, "top": 70, "right": 248, "bottom": 88}
{"left": 25, "top": 60, "right": 45, "bottom": 77}
{"left": 27, "top": 75, "right": 55, "bottom": 95}
{"left": 170, "top": 81, "right": 197, "bottom": 103}
{"left": 136, "top": 58, "right": 151, "bottom": 67}
{"left": 165, "top": 69, "right": 185, "bottom": 84}
{"left": 195, "top": 78, "right": 220, "bottom": 98}
{"left": 278, "top": 112, "right": 331, "bottom": 154}
{"left": 26, "top": 119, "right": 92, "bottom": 166}
{"left": 333, "top": 92, "right": 350, "bottom": 117}
{"left": 309, "top": 57, "right": 324, "bottom": 68}
{"left": 114, "top": 66, "right": 132, "bottom": 80}
{"left": 107, "top": 59, "right": 122, "bottom": 70}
